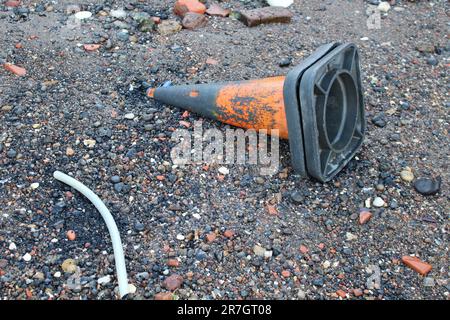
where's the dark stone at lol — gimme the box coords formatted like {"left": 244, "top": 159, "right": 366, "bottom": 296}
{"left": 279, "top": 57, "right": 292, "bottom": 67}
{"left": 290, "top": 191, "right": 304, "bottom": 203}
{"left": 239, "top": 7, "right": 293, "bottom": 27}
{"left": 414, "top": 177, "right": 441, "bottom": 195}
{"left": 181, "top": 12, "right": 207, "bottom": 30}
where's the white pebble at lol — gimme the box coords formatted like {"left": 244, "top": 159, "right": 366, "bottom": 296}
{"left": 346, "top": 232, "right": 358, "bottom": 241}
{"left": 30, "top": 182, "right": 40, "bottom": 189}
{"left": 128, "top": 284, "right": 137, "bottom": 294}
{"left": 176, "top": 234, "right": 185, "bottom": 240}
{"left": 218, "top": 167, "right": 229, "bottom": 175}
{"left": 378, "top": 2, "right": 391, "bottom": 13}
{"left": 97, "top": 275, "right": 112, "bottom": 285}
{"left": 110, "top": 9, "right": 127, "bottom": 19}
{"left": 124, "top": 113, "right": 135, "bottom": 120}
{"left": 373, "top": 197, "right": 385, "bottom": 207}
{"left": 9, "top": 242, "right": 17, "bottom": 250}
{"left": 192, "top": 213, "right": 201, "bottom": 220}
{"left": 74, "top": 11, "right": 92, "bottom": 20}
{"left": 54, "top": 271, "right": 61, "bottom": 278}
{"left": 323, "top": 260, "right": 331, "bottom": 269}
{"left": 23, "top": 253, "right": 32, "bottom": 262}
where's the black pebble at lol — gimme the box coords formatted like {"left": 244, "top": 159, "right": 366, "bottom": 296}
{"left": 414, "top": 177, "right": 441, "bottom": 195}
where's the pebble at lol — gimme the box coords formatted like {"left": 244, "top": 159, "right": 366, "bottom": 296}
{"left": 111, "top": 175, "right": 121, "bottom": 183}
{"left": 176, "top": 234, "right": 185, "bottom": 240}
{"left": 110, "top": 9, "right": 127, "bottom": 19}
{"left": 163, "top": 274, "right": 183, "bottom": 291}
{"left": 74, "top": 11, "right": 92, "bottom": 20}
{"left": 54, "top": 271, "right": 61, "bottom": 278}
{"left": 157, "top": 20, "right": 182, "bottom": 35}
{"left": 134, "top": 221, "right": 145, "bottom": 232}
{"left": 426, "top": 56, "right": 438, "bottom": 66}
{"left": 218, "top": 167, "right": 229, "bottom": 175}
{"left": 377, "top": 2, "right": 391, "bottom": 13}
{"left": 66, "top": 230, "right": 76, "bottom": 241}
{"left": 61, "top": 258, "right": 77, "bottom": 273}
{"left": 124, "top": 113, "right": 135, "bottom": 120}
{"left": 182, "top": 12, "right": 208, "bottom": 30}
{"left": 373, "top": 197, "right": 385, "bottom": 207}
{"left": 97, "top": 275, "right": 111, "bottom": 285}
{"left": 279, "top": 57, "right": 292, "bottom": 67}
{"left": 8, "top": 242, "right": 16, "bottom": 250}
{"left": 23, "top": 253, "right": 32, "bottom": 262}
{"left": 7, "top": 149, "right": 17, "bottom": 158}
{"left": 83, "top": 139, "right": 96, "bottom": 148}
{"left": 414, "top": 177, "right": 441, "bottom": 195}
{"left": 423, "top": 277, "right": 435, "bottom": 287}
{"left": 400, "top": 169, "right": 414, "bottom": 182}
{"left": 290, "top": 191, "right": 303, "bottom": 203}
{"left": 30, "top": 182, "right": 39, "bottom": 189}
{"left": 346, "top": 232, "right": 358, "bottom": 241}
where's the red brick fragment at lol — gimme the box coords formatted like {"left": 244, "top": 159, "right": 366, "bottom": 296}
{"left": 239, "top": 7, "right": 293, "bottom": 27}
{"left": 401, "top": 256, "right": 432, "bottom": 275}
{"left": 174, "top": 0, "right": 206, "bottom": 17}
{"left": 4, "top": 63, "right": 26, "bottom": 76}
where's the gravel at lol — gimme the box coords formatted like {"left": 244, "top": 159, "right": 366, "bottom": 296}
{"left": 0, "top": 0, "right": 448, "bottom": 301}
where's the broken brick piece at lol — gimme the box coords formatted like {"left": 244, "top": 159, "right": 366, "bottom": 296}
{"left": 401, "top": 256, "right": 432, "bottom": 275}
{"left": 239, "top": 7, "right": 293, "bottom": 27}
{"left": 206, "top": 3, "right": 230, "bottom": 17}
{"left": 167, "top": 259, "right": 180, "bottom": 267}
{"left": 3, "top": 63, "right": 26, "bottom": 76}
{"left": 336, "top": 289, "right": 347, "bottom": 298}
{"left": 83, "top": 44, "right": 100, "bottom": 51}
{"left": 206, "top": 232, "right": 216, "bottom": 243}
{"left": 182, "top": 12, "right": 208, "bottom": 30}
{"left": 5, "top": 1, "right": 20, "bottom": 8}
{"left": 359, "top": 210, "right": 372, "bottom": 225}
{"left": 154, "top": 292, "right": 173, "bottom": 300}
{"left": 174, "top": 0, "right": 206, "bottom": 17}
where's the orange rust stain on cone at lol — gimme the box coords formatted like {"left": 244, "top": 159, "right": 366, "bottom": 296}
{"left": 215, "top": 76, "right": 288, "bottom": 139}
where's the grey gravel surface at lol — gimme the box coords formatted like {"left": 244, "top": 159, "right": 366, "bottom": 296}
{"left": 0, "top": 0, "right": 448, "bottom": 300}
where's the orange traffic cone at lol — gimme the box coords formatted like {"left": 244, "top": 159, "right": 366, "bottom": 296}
{"left": 147, "top": 42, "right": 366, "bottom": 182}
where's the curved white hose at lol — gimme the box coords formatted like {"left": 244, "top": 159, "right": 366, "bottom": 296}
{"left": 53, "top": 170, "right": 129, "bottom": 298}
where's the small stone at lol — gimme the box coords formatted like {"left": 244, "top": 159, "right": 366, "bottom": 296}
{"left": 128, "top": 284, "right": 137, "bottom": 294}
{"left": 239, "top": 7, "right": 293, "bottom": 27}
{"left": 299, "top": 245, "right": 308, "bottom": 254}
{"left": 297, "top": 289, "right": 306, "bottom": 299}
{"left": 163, "top": 274, "right": 183, "bottom": 291}
{"left": 401, "top": 256, "right": 432, "bottom": 275}
{"left": 322, "top": 260, "right": 331, "bottom": 269}
{"left": 359, "top": 210, "right": 372, "bottom": 225}
{"left": 371, "top": 114, "right": 386, "bottom": 127}
{"left": 111, "top": 175, "right": 121, "bottom": 183}
{"left": 423, "top": 277, "right": 435, "bottom": 287}
{"left": 290, "top": 191, "right": 303, "bottom": 203}
{"left": 414, "top": 177, "right": 441, "bottom": 196}
{"left": 253, "top": 245, "right": 266, "bottom": 257}
{"left": 353, "top": 288, "right": 363, "bottom": 297}
{"left": 66, "top": 147, "right": 75, "bottom": 156}
{"left": 167, "top": 259, "right": 180, "bottom": 267}
{"left": 281, "top": 270, "right": 291, "bottom": 278}
{"left": 377, "top": 2, "right": 391, "bottom": 13}
{"left": 110, "top": 9, "right": 127, "bottom": 19}
{"left": 8, "top": 242, "right": 16, "bottom": 250}
{"left": 54, "top": 271, "right": 61, "bottom": 278}
{"left": 23, "top": 253, "right": 32, "bottom": 262}
{"left": 174, "top": 0, "right": 206, "bottom": 17}
{"left": 223, "top": 230, "right": 234, "bottom": 238}
{"left": 4, "top": 63, "right": 26, "bottom": 76}
{"left": 279, "top": 57, "right": 292, "bottom": 67}
{"left": 30, "top": 182, "right": 39, "bottom": 189}
{"left": 83, "top": 44, "right": 100, "bottom": 52}
{"left": 83, "top": 139, "right": 96, "bottom": 148}
{"left": 426, "top": 56, "right": 438, "bottom": 66}
{"left": 336, "top": 289, "right": 347, "bottom": 298}
{"left": 182, "top": 12, "right": 208, "bottom": 30}
{"left": 61, "top": 258, "right": 77, "bottom": 273}
{"left": 218, "top": 167, "right": 229, "bottom": 175}
{"left": 206, "top": 3, "right": 230, "bottom": 17}
{"left": 400, "top": 169, "right": 414, "bottom": 182}
{"left": 5, "top": 1, "right": 20, "bottom": 7}
{"left": 98, "top": 275, "right": 111, "bottom": 285}
{"left": 7, "top": 149, "right": 17, "bottom": 158}
{"left": 74, "top": 11, "right": 92, "bottom": 20}
{"left": 157, "top": 20, "right": 182, "bottom": 35}
{"left": 176, "top": 234, "right": 185, "bottom": 241}
{"left": 346, "top": 232, "right": 357, "bottom": 241}
{"left": 66, "top": 230, "right": 76, "bottom": 241}
{"left": 206, "top": 232, "right": 216, "bottom": 243}
{"left": 124, "top": 113, "right": 135, "bottom": 120}
{"left": 154, "top": 292, "right": 174, "bottom": 300}
{"left": 372, "top": 197, "right": 385, "bottom": 207}
{"left": 134, "top": 222, "right": 145, "bottom": 232}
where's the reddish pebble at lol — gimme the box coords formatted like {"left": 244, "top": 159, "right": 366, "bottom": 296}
{"left": 281, "top": 270, "right": 291, "bottom": 278}
{"left": 174, "top": 0, "right": 206, "bottom": 17}
{"left": 163, "top": 274, "right": 183, "bottom": 291}
{"left": 206, "top": 232, "right": 216, "bottom": 243}
{"left": 266, "top": 204, "right": 278, "bottom": 215}
{"left": 318, "top": 243, "right": 325, "bottom": 250}
{"left": 66, "top": 230, "right": 76, "bottom": 241}
{"left": 4, "top": 63, "right": 26, "bottom": 76}
{"left": 359, "top": 210, "right": 372, "bottom": 225}
{"left": 152, "top": 16, "right": 161, "bottom": 24}
{"left": 5, "top": 1, "right": 20, "bottom": 8}
{"left": 206, "top": 3, "right": 230, "bottom": 17}
{"left": 83, "top": 44, "right": 100, "bottom": 51}
{"left": 15, "top": 43, "right": 22, "bottom": 49}
{"left": 167, "top": 259, "right": 180, "bottom": 267}
{"left": 401, "top": 256, "right": 432, "bottom": 275}
{"left": 223, "top": 230, "right": 234, "bottom": 238}
{"left": 154, "top": 292, "right": 173, "bottom": 300}
{"left": 206, "top": 57, "right": 219, "bottom": 65}
{"left": 156, "top": 175, "right": 165, "bottom": 181}
{"left": 299, "top": 245, "right": 309, "bottom": 254}
{"left": 353, "top": 288, "right": 363, "bottom": 297}
{"left": 336, "top": 289, "right": 347, "bottom": 298}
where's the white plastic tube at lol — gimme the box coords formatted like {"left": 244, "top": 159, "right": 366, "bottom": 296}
{"left": 53, "top": 171, "right": 129, "bottom": 298}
